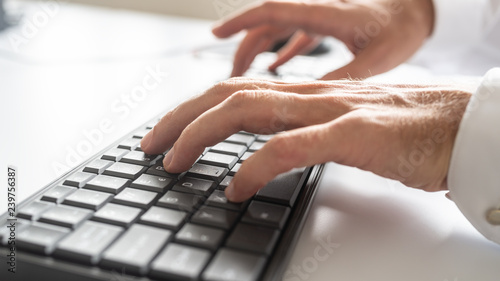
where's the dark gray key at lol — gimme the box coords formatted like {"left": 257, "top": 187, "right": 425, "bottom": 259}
{"left": 63, "top": 172, "right": 96, "bottom": 188}
{"left": 256, "top": 134, "right": 274, "bottom": 142}
{"left": 226, "top": 223, "right": 279, "bottom": 255}
{"left": 120, "top": 151, "right": 161, "bottom": 166}
{"left": 130, "top": 173, "right": 174, "bottom": 193}
{"left": 157, "top": 191, "right": 204, "bottom": 212}
{"left": 0, "top": 219, "right": 29, "bottom": 245}
{"left": 228, "top": 164, "right": 241, "bottom": 176}
{"left": 63, "top": 189, "right": 112, "bottom": 210}
{"left": 186, "top": 163, "right": 228, "bottom": 183}
{"left": 175, "top": 223, "right": 224, "bottom": 251}
{"left": 248, "top": 141, "right": 265, "bottom": 152}
{"left": 255, "top": 167, "right": 307, "bottom": 207}
{"left": 202, "top": 248, "right": 266, "bottom": 281}
{"left": 225, "top": 133, "right": 255, "bottom": 147}
{"left": 85, "top": 175, "right": 130, "bottom": 194}
{"left": 17, "top": 201, "right": 53, "bottom": 220}
{"left": 103, "top": 162, "right": 146, "bottom": 180}
{"left": 191, "top": 206, "right": 239, "bottom": 230}
{"left": 206, "top": 190, "right": 248, "bottom": 211}
{"left": 101, "top": 224, "right": 171, "bottom": 275}
{"left": 199, "top": 152, "right": 238, "bottom": 169}
{"left": 133, "top": 128, "right": 151, "bottom": 139}
{"left": 92, "top": 203, "right": 142, "bottom": 227}
{"left": 242, "top": 201, "right": 291, "bottom": 229}
{"left": 55, "top": 221, "right": 123, "bottom": 264}
{"left": 83, "top": 159, "right": 113, "bottom": 174}
{"left": 112, "top": 187, "right": 158, "bottom": 209}
{"left": 239, "top": 152, "right": 253, "bottom": 162}
{"left": 218, "top": 176, "right": 233, "bottom": 190}
{"left": 210, "top": 142, "right": 247, "bottom": 157}
{"left": 17, "top": 223, "right": 69, "bottom": 254}
{"left": 101, "top": 148, "right": 129, "bottom": 161}
{"left": 139, "top": 206, "right": 187, "bottom": 230}
{"left": 41, "top": 185, "right": 76, "bottom": 203}
{"left": 151, "top": 243, "right": 211, "bottom": 281}
{"left": 117, "top": 138, "right": 141, "bottom": 150}
{"left": 146, "top": 163, "right": 182, "bottom": 178}
{"left": 39, "top": 205, "right": 93, "bottom": 229}
{"left": 172, "top": 177, "right": 216, "bottom": 196}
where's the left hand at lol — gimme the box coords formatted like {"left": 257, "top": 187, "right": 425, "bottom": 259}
{"left": 141, "top": 78, "right": 471, "bottom": 202}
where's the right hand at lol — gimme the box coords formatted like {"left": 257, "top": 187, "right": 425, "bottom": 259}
{"left": 212, "top": 0, "right": 435, "bottom": 80}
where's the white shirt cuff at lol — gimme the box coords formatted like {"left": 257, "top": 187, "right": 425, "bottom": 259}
{"left": 448, "top": 68, "right": 500, "bottom": 244}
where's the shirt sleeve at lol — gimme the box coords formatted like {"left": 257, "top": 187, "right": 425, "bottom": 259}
{"left": 448, "top": 68, "right": 500, "bottom": 244}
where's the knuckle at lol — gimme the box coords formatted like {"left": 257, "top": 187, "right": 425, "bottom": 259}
{"left": 226, "top": 90, "right": 259, "bottom": 108}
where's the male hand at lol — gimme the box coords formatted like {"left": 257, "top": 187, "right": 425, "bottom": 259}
{"left": 212, "top": 0, "right": 435, "bottom": 79}
{"left": 141, "top": 78, "right": 471, "bottom": 202}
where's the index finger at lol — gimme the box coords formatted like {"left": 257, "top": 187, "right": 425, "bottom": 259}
{"left": 212, "top": 1, "right": 331, "bottom": 38}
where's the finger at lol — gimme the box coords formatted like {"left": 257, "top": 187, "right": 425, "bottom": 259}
{"left": 231, "top": 27, "right": 276, "bottom": 77}
{"left": 268, "top": 31, "right": 321, "bottom": 72}
{"left": 163, "top": 90, "right": 353, "bottom": 174}
{"left": 213, "top": 1, "right": 332, "bottom": 38}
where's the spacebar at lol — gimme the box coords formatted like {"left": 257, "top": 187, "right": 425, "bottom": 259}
{"left": 254, "top": 167, "right": 309, "bottom": 207}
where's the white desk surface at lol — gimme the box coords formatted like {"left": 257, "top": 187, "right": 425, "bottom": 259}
{"left": 1, "top": 2, "right": 499, "bottom": 281}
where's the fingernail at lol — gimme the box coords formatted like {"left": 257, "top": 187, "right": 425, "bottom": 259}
{"left": 141, "top": 131, "right": 153, "bottom": 150}
{"left": 163, "top": 146, "right": 174, "bottom": 168}
{"left": 225, "top": 182, "right": 236, "bottom": 201}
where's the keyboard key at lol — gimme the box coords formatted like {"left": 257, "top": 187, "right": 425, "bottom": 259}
{"left": 17, "top": 223, "right": 70, "bottom": 255}
{"left": 146, "top": 163, "right": 182, "bottom": 178}
{"left": 210, "top": 142, "right": 247, "bottom": 157}
{"left": 0, "top": 219, "right": 30, "bottom": 245}
{"left": 202, "top": 248, "right": 266, "bottom": 281}
{"left": 101, "top": 224, "right": 171, "bottom": 275}
{"left": 242, "top": 201, "right": 291, "bottom": 229}
{"left": 256, "top": 134, "right": 274, "bottom": 142}
{"left": 172, "top": 177, "right": 216, "bottom": 197}
{"left": 175, "top": 223, "right": 224, "bottom": 251}
{"left": 101, "top": 148, "right": 129, "bottom": 161}
{"left": 228, "top": 164, "right": 241, "bottom": 176}
{"left": 226, "top": 223, "right": 279, "bottom": 255}
{"left": 199, "top": 152, "right": 238, "bottom": 169}
{"left": 239, "top": 152, "right": 253, "bottom": 162}
{"left": 84, "top": 175, "right": 130, "bottom": 194}
{"left": 41, "top": 185, "right": 76, "bottom": 203}
{"left": 139, "top": 206, "right": 187, "bottom": 230}
{"left": 120, "top": 151, "right": 161, "bottom": 166}
{"left": 54, "top": 221, "right": 123, "bottom": 264}
{"left": 218, "top": 176, "right": 233, "bottom": 190}
{"left": 186, "top": 163, "right": 228, "bottom": 183}
{"left": 157, "top": 191, "right": 204, "bottom": 213}
{"left": 112, "top": 188, "right": 158, "bottom": 209}
{"left": 206, "top": 190, "right": 248, "bottom": 211}
{"left": 17, "top": 201, "right": 53, "bottom": 220}
{"left": 248, "top": 141, "right": 266, "bottom": 152}
{"left": 150, "top": 243, "right": 211, "bottom": 281}
{"left": 39, "top": 205, "right": 93, "bottom": 229}
{"left": 63, "top": 189, "right": 112, "bottom": 211}
{"left": 255, "top": 167, "right": 307, "bottom": 207}
{"left": 130, "top": 174, "right": 174, "bottom": 193}
{"left": 133, "top": 128, "right": 151, "bottom": 139}
{"left": 92, "top": 203, "right": 142, "bottom": 227}
{"left": 191, "top": 206, "right": 239, "bottom": 230}
{"left": 117, "top": 138, "right": 141, "bottom": 150}
{"left": 63, "top": 172, "right": 96, "bottom": 188}
{"left": 103, "top": 162, "right": 147, "bottom": 180}
{"left": 83, "top": 159, "right": 113, "bottom": 174}
{"left": 225, "top": 133, "right": 255, "bottom": 147}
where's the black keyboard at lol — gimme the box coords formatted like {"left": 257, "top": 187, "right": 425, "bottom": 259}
{"left": 0, "top": 120, "right": 323, "bottom": 281}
